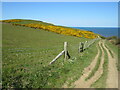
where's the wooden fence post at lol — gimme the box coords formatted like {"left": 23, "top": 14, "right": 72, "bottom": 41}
{"left": 64, "top": 42, "right": 67, "bottom": 60}
{"left": 79, "top": 42, "right": 81, "bottom": 53}
{"left": 80, "top": 42, "right": 84, "bottom": 52}
{"left": 84, "top": 41, "right": 87, "bottom": 50}
{"left": 49, "top": 50, "right": 65, "bottom": 65}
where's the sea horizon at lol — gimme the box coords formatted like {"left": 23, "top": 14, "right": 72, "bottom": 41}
{"left": 72, "top": 27, "right": 119, "bottom": 38}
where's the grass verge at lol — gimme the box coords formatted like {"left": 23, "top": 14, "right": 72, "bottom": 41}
{"left": 105, "top": 40, "right": 119, "bottom": 71}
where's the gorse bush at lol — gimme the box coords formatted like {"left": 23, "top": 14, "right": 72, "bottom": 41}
{"left": 2, "top": 19, "right": 98, "bottom": 39}
{"left": 12, "top": 23, "right": 98, "bottom": 39}
{"left": 106, "top": 36, "right": 117, "bottom": 40}
{"left": 116, "top": 38, "right": 120, "bottom": 45}
{"left": 106, "top": 36, "right": 120, "bottom": 46}
{"left": 2, "top": 19, "right": 22, "bottom": 23}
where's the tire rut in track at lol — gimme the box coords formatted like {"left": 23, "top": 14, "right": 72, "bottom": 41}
{"left": 73, "top": 41, "right": 105, "bottom": 88}
{"left": 105, "top": 44, "right": 118, "bottom": 69}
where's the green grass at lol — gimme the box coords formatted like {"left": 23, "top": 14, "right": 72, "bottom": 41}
{"left": 3, "top": 19, "right": 84, "bottom": 30}
{"left": 91, "top": 42, "right": 108, "bottom": 88}
{"left": 5, "top": 19, "right": 54, "bottom": 25}
{"left": 85, "top": 42, "right": 102, "bottom": 81}
{"left": 105, "top": 40, "right": 118, "bottom": 58}
{"left": 2, "top": 23, "right": 99, "bottom": 88}
{"left": 0, "top": 22, "right": 2, "bottom": 85}
{"left": 118, "top": 49, "right": 120, "bottom": 71}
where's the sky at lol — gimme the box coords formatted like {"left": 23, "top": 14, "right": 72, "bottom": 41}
{"left": 1, "top": 2, "right": 118, "bottom": 27}
{"left": 1, "top": 0, "right": 120, "bottom": 2}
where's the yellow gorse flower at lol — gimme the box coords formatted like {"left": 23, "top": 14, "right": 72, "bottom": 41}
{"left": 2, "top": 20, "right": 98, "bottom": 39}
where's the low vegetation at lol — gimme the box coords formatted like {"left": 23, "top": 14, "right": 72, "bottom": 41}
{"left": 105, "top": 40, "right": 119, "bottom": 71}
{"left": 1, "top": 19, "right": 98, "bottom": 39}
{"left": 2, "top": 19, "right": 119, "bottom": 88}
{"left": 106, "top": 36, "right": 120, "bottom": 47}
{"left": 2, "top": 21, "right": 99, "bottom": 88}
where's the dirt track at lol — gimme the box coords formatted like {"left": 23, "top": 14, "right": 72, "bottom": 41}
{"left": 103, "top": 41, "right": 118, "bottom": 88}
{"left": 64, "top": 40, "right": 118, "bottom": 88}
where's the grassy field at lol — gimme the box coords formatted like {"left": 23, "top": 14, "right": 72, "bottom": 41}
{"left": 2, "top": 22, "right": 99, "bottom": 88}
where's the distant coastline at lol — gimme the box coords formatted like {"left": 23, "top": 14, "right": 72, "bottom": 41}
{"left": 72, "top": 27, "right": 118, "bottom": 37}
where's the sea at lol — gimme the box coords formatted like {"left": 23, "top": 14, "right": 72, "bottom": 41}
{"left": 72, "top": 27, "right": 119, "bottom": 38}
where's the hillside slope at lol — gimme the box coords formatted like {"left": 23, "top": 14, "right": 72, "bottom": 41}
{"left": 1, "top": 19, "right": 98, "bottom": 39}
{"left": 2, "top": 19, "right": 119, "bottom": 88}
{"left": 2, "top": 22, "right": 99, "bottom": 88}
{"left": 2, "top": 20, "right": 118, "bottom": 88}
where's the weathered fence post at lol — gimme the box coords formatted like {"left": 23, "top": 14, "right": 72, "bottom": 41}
{"left": 84, "top": 41, "right": 87, "bottom": 50}
{"left": 79, "top": 42, "right": 84, "bottom": 52}
{"left": 49, "top": 41, "right": 70, "bottom": 65}
{"left": 64, "top": 42, "right": 67, "bottom": 60}
{"left": 49, "top": 50, "right": 65, "bottom": 65}
{"left": 79, "top": 42, "right": 81, "bottom": 53}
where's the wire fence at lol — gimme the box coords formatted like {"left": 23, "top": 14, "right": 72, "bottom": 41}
{"left": 49, "top": 38, "right": 100, "bottom": 65}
